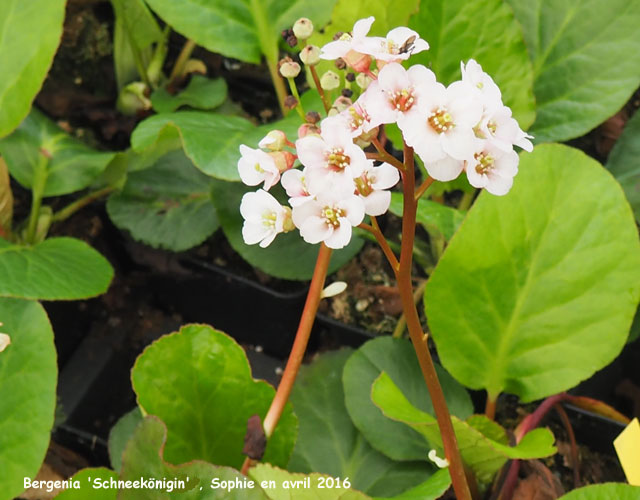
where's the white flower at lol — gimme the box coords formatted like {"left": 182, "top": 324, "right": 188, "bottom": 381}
{"left": 480, "top": 105, "right": 534, "bottom": 153}
{"left": 360, "top": 27, "right": 429, "bottom": 62}
{"left": 258, "top": 130, "right": 287, "bottom": 151}
{"left": 281, "top": 168, "right": 314, "bottom": 207}
{"left": 240, "top": 190, "right": 292, "bottom": 248}
{"left": 354, "top": 163, "right": 400, "bottom": 215}
{"left": 0, "top": 323, "right": 10, "bottom": 353}
{"left": 292, "top": 192, "right": 365, "bottom": 249}
{"left": 237, "top": 145, "right": 281, "bottom": 190}
{"left": 465, "top": 141, "right": 519, "bottom": 196}
{"left": 320, "top": 17, "right": 374, "bottom": 72}
{"left": 461, "top": 59, "right": 502, "bottom": 113}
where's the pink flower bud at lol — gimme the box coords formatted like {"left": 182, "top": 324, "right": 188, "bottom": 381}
{"left": 268, "top": 151, "right": 296, "bottom": 173}
{"left": 298, "top": 123, "right": 321, "bottom": 138}
{"left": 259, "top": 130, "right": 287, "bottom": 151}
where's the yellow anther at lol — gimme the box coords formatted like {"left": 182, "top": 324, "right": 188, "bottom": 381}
{"left": 428, "top": 107, "right": 454, "bottom": 133}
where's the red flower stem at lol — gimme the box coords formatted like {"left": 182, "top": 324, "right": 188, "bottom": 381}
{"left": 309, "top": 65, "right": 330, "bottom": 114}
{"left": 371, "top": 137, "right": 405, "bottom": 171}
{"left": 358, "top": 221, "right": 399, "bottom": 272}
{"left": 485, "top": 395, "right": 497, "bottom": 420}
{"left": 241, "top": 243, "right": 333, "bottom": 475}
{"left": 554, "top": 403, "right": 580, "bottom": 488}
{"left": 414, "top": 176, "right": 435, "bottom": 201}
{"left": 397, "top": 143, "right": 473, "bottom": 500}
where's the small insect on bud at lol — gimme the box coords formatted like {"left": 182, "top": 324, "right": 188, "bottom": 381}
{"left": 259, "top": 130, "right": 287, "bottom": 151}
{"left": 305, "top": 111, "right": 321, "bottom": 124}
{"left": 341, "top": 88, "right": 353, "bottom": 98}
{"left": 356, "top": 73, "right": 372, "bottom": 90}
{"left": 284, "top": 95, "right": 299, "bottom": 110}
{"left": 300, "top": 45, "right": 321, "bottom": 66}
{"left": 334, "top": 58, "right": 347, "bottom": 70}
{"left": 320, "top": 71, "right": 340, "bottom": 91}
{"left": 279, "top": 59, "right": 301, "bottom": 78}
{"left": 292, "top": 18, "right": 314, "bottom": 40}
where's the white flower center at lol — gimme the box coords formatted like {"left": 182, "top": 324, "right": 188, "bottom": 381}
{"left": 254, "top": 162, "right": 264, "bottom": 173}
{"left": 355, "top": 173, "right": 374, "bottom": 197}
{"left": 388, "top": 88, "right": 415, "bottom": 112}
{"left": 474, "top": 152, "right": 495, "bottom": 174}
{"left": 428, "top": 107, "right": 454, "bottom": 133}
{"left": 326, "top": 148, "right": 350, "bottom": 171}
{"left": 262, "top": 211, "right": 277, "bottom": 228}
{"left": 322, "top": 205, "right": 345, "bottom": 227}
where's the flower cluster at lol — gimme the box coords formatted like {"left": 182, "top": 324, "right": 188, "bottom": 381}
{"left": 237, "top": 17, "right": 532, "bottom": 249}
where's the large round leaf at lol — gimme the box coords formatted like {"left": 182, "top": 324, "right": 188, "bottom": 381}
{"left": 342, "top": 337, "right": 473, "bottom": 462}
{"left": 132, "top": 324, "right": 297, "bottom": 469}
{"left": 408, "top": 0, "right": 535, "bottom": 129}
{"left": 0, "top": 0, "right": 65, "bottom": 137}
{"left": 607, "top": 110, "right": 640, "bottom": 222}
{"left": 0, "top": 298, "right": 56, "bottom": 500}
{"left": 212, "top": 180, "right": 364, "bottom": 280}
{"left": 557, "top": 484, "right": 640, "bottom": 500}
{"left": 507, "top": 0, "right": 640, "bottom": 142}
{"left": 426, "top": 143, "right": 640, "bottom": 402}
{"left": 0, "top": 237, "right": 113, "bottom": 300}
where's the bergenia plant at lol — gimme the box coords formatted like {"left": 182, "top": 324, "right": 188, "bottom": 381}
{"left": 237, "top": 16, "right": 533, "bottom": 500}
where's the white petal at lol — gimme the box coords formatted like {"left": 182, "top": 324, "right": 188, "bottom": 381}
{"left": 296, "top": 136, "right": 327, "bottom": 169}
{"left": 363, "top": 190, "right": 391, "bottom": 216}
{"left": 426, "top": 156, "right": 464, "bottom": 182}
{"left": 353, "top": 16, "right": 375, "bottom": 39}
{"left": 485, "top": 173, "right": 513, "bottom": 196}
{"left": 371, "top": 163, "right": 400, "bottom": 189}
{"left": 301, "top": 216, "right": 332, "bottom": 244}
{"left": 341, "top": 196, "right": 365, "bottom": 226}
{"left": 0, "top": 333, "right": 10, "bottom": 352}
{"left": 325, "top": 220, "right": 352, "bottom": 249}
{"left": 378, "top": 62, "right": 410, "bottom": 92}
{"left": 242, "top": 221, "right": 271, "bottom": 246}
{"left": 320, "top": 40, "right": 351, "bottom": 60}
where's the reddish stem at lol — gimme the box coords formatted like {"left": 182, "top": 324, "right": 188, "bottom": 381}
{"left": 554, "top": 403, "right": 581, "bottom": 488}
{"left": 358, "top": 219, "right": 399, "bottom": 272}
{"left": 309, "top": 65, "right": 330, "bottom": 114}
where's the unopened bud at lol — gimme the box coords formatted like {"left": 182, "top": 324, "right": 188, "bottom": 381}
{"left": 320, "top": 71, "right": 340, "bottom": 91}
{"left": 356, "top": 73, "right": 372, "bottom": 90}
{"left": 341, "top": 88, "right": 353, "bottom": 98}
{"left": 259, "top": 130, "right": 287, "bottom": 151}
{"left": 300, "top": 45, "right": 321, "bottom": 66}
{"left": 355, "top": 127, "right": 379, "bottom": 148}
{"left": 286, "top": 35, "right": 298, "bottom": 47}
{"left": 0, "top": 330, "right": 10, "bottom": 353}
{"left": 283, "top": 207, "right": 295, "bottom": 232}
{"left": 321, "top": 281, "right": 347, "bottom": 299}
{"left": 268, "top": 151, "right": 296, "bottom": 172}
{"left": 284, "top": 95, "right": 299, "bottom": 110}
{"left": 298, "top": 123, "right": 321, "bottom": 138}
{"left": 116, "top": 81, "right": 151, "bottom": 115}
{"left": 279, "top": 58, "right": 301, "bottom": 78}
{"left": 183, "top": 59, "right": 207, "bottom": 75}
{"left": 335, "top": 58, "right": 347, "bottom": 70}
{"left": 345, "top": 72, "right": 356, "bottom": 82}
{"left": 305, "top": 111, "right": 321, "bottom": 124}
{"left": 332, "top": 96, "right": 352, "bottom": 113}
{"left": 292, "top": 18, "right": 314, "bottom": 40}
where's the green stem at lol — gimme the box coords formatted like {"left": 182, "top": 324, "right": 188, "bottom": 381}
{"left": 267, "top": 58, "right": 288, "bottom": 116}
{"left": 458, "top": 189, "right": 476, "bottom": 211}
{"left": 126, "top": 28, "right": 151, "bottom": 87}
{"left": 287, "top": 77, "right": 306, "bottom": 121}
{"left": 26, "top": 154, "right": 49, "bottom": 244}
{"left": 169, "top": 39, "right": 196, "bottom": 84}
{"left": 51, "top": 186, "right": 116, "bottom": 223}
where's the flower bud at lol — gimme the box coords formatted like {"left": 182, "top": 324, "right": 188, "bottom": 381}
{"left": 268, "top": 151, "right": 296, "bottom": 172}
{"left": 279, "top": 59, "right": 301, "bottom": 78}
{"left": 0, "top": 332, "right": 10, "bottom": 353}
{"left": 283, "top": 207, "right": 295, "bottom": 232}
{"left": 356, "top": 73, "right": 372, "bottom": 90}
{"left": 305, "top": 111, "right": 321, "bottom": 124}
{"left": 284, "top": 95, "right": 299, "bottom": 110}
{"left": 320, "top": 71, "right": 340, "bottom": 90}
{"left": 332, "top": 96, "right": 353, "bottom": 113}
{"left": 298, "top": 123, "right": 321, "bottom": 138}
{"left": 259, "top": 130, "right": 287, "bottom": 151}
{"left": 292, "top": 18, "right": 314, "bottom": 40}
{"left": 300, "top": 45, "right": 321, "bottom": 66}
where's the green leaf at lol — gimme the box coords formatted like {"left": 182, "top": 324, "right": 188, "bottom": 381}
{"left": 425, "top": 143, "right": 640, "bottom": 402}
{"left": 0, "top": 109, "right": 116, "bottom": 197}
{"left": 0, "top": 237, "right": 113, "bottom": 300}
{"left": 343, "top": 337, "right": 473, "bottom": 462}
{"left": 409, "top": 0, "right": 535, "bottom": 130}
{"left": 607, "top": 110, "right": 640, "bottom": 222}
{"left": 212, "top": 180, "right": 364, "bottom": 280}
{"left": 0, "top": 0, "right": 66, "bottom": 138}
{"left": 249, "top": 464, "right": 371, "bottom": 500}
{"left": 389, "top": 193, "right": 465, "bottom": 241}
{"left": 374, "top": 469, "right": 451, "bottom": 500}
{"left": 0, "top": 159, "right": 12, "bottom": 231}
{"left": 506, "top": 0, "right": 640, "bottom": 142}
{"left": 131, "top": 324, "right": 297, "bottom": 469}
{"left": 289, "top": 350, "right": 434, "bottom": 497}
{"left": 557, "top": 484, "right": 640, "bottom": 500}
{"left": 55, "top": 468, "right": 119, "bottom": 500}
{"left": 0, "top": 299, "right": 57, "bottom": 500}
{"left": 372, "top": 372, "right": 556, "bottom": 486}
{"left": 111, "top": 0, "right": 163, "bottom": 52}
{"left": 107, "top": 150, "right": 219, "bottom": 252}
{"left": 144, "top": 0, "right": 336, "bottom": 65}
{"left": 151, "top": 76, "right": 228, "bottom": 113}
{"left": 108, "top": 407, "right": 143, "bottom": 473}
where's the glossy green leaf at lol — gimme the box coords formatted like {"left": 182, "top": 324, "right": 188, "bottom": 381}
{"left": 289, "top": 350, "right": 434, "bottom": 497}
{"left": 0, "top": 109, "right": 116, "bottom": 197}
{"left": 107, "top": 150, "right": 219, "bottom": 252}
{"left": 0, "top": 299, "right": 56, "bottom": 500}
{"left": 409, "top": 0, "right": 535, "bottom": 129}
{"left": 212, "top": 180, "right": 363, "bottom": 280}
{"left": 151, "top": 76, "right": 228, "bottom": 113}
{"left": 389, "top": 193, "right": 465, "bottom": 241}
{"left": 607, "top": 110, "right": 640, "bottom": 222}
{"left": 374, "top": 469, "right": 451, "bottom": 500}
{"left": 557, "top": 484, "right": 640, "bottom": 500}
{"left": 144, "top": 0, "right": 336, "bottom": 65}
{"left": 426, "top": 144, "right": 640, "bottom": 402}
{"left": 249, "top": 464, "right": 371, "bottom": 500}
{"left": 0, "top": 159, "right": 12, "bottom": 231}
{"left": 0, "top": 237, "right": 113, "bottom": 300}
{"left": 55, "top": 468, "right": 119, "bottom": 500}
{"left": 507, "top": 0, "right": 640, "bottom": 142}
{"left": 372, "top": 372, "right": 556, "bottom": 486}
{"left": 132, "top": 324, "right": 297, "bottom": 469}
{"left": 343, "top": 337, "right": 473, "bottom": 462}
{"left": 0, "top": 0, "right": 65, "bottom": 137}
{"left": 108, "top": 407, "right": 143, "bottom": 473}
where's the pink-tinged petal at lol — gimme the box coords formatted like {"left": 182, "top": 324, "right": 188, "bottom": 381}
{"left": 292, "top": 200, "right": 319, "bottom": 228}
{"left": 341, "top": 196, "right": 365, "bottom": 226}
{"left": 407, "top": 65, "right": 436, "bottom": 88}
{"left": 378, "top": 62, "right": 410, "bottom": 92}
{"left": 321, "top": 115, "right": 353, "bottom": 147}
{"left": 352, "top": 16, "right": 375, "bottom": 38}
{"left": 363, "top": 86, "right": 397, "bottom": 125}
{"left": 363, "top": 190, "right": 391, "bottom": 216}
{"left": 262, "top": 170, "right": 281, "bottom": 191}
{"left": 300, "top": 216, "right": 332, "bottom": 244}
{"left": 325, "top": 220, "right": 352, "bottom": 249}
{"left": 242, "top": 222, "right": 271, "bottom": 246}
{"left": 370, "top": 163, "right": 400, "bottom": 189}
{"left": 402, "top": 121, "right": 446, "bottom": 164}
{"left": 296, "top": 135, "right": 327, "bottom": 169}
{"left": 320, "top": 40, "right": 351, "bottom": 60}
{"left": 281, "top": 169, "right": 306, "bottom": 197}
{"left": 426, "top": 156, "right": 464, "bottom": 181}
{"left": 441, "top": 128, "right": 481, "bottom": 160}
{"left": 485, "top": 172, "right": 513, "bottom": 196}
{"left": 344, "top": 144, "right": 369, "bottom": 177}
